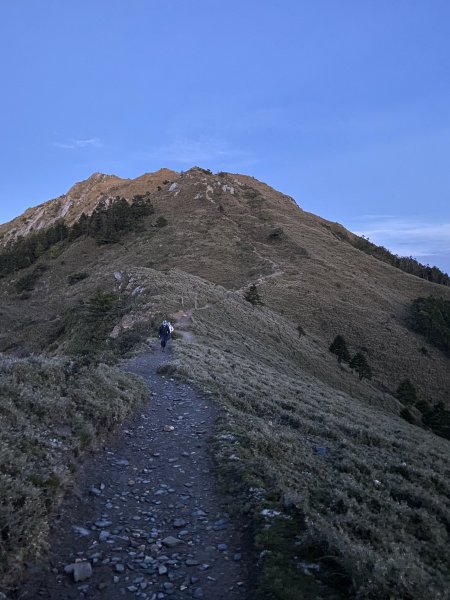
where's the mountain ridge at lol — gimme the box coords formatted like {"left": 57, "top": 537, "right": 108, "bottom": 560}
{"left": 1, "top": 166, "right": 449, "bottom": 598}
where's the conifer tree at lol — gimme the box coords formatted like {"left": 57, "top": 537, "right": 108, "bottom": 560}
{"left": 329, "top": 335, "right": 350, "bottom": 363}
{"left": 349, "top": 352, "right": 372, "bottom": 380}
{"left": 395, "top": 379, "right": 418, "bottom": 405}
{"left": 244, "top": 284, "right": 263, "bottom": 306}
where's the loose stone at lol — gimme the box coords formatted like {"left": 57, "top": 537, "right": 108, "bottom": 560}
{"left": 95, "top": 519, "right": 112, "bottom": 528}
{"left": 161, "top": 536, "right": 182, "bottom": 548}
{"left": 73, "top": 561, "right": 93, "bottom": 582}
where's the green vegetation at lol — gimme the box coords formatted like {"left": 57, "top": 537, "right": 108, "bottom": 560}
{"left": 59, "top": 289, "right": 147, "bottom": 360}
{"left": 408, "top": 295, "right": 450, "bottom": 356}
{"left": 268, "top": 227, "right": 285, "bottom": 241}
{"left": 349, "top": 352, "right": 372, "bottom": 380}
{"left": 329, "top": 337, "right": 372, "bottom": 380}
{"left": 296, "top": 324, "right": 305, "bottom": 337}
{"left": 395, "top": 379, "right": 418, "bottom": 405}
{"left": 394, "top": 379, "right": 450, "bottom": 441}
{"left": 67, "top": 271, "right": 89, "bottom": 285}
{"left": 83, "top": 194, "right": 154, "bottom": 244}
{"left": 0, "top": 221, "right": 69, "bottom": 278}
{"left": 14, "top": 265, "right": 48, "bottom": 293}
{"left": 422, "top": 402, "right": 450, "bottom": 440}
{"left": 329, "top": 334, "right": 350, "bottom": 363}
{"left": 154, "top": 216, "right": 168, "bottom": 228}
{"left": 244, "top": 283, "right": 263, "bottom": 306}
{"left": 0, "top": 354, "right": 147, "bottom": 586}
{"left": 64, "top": 291, "right": 125, "bottom": 359}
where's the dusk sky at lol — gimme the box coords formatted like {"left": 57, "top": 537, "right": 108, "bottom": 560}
{"left": 1, "top": 1, "right": 449, "bottom": 272}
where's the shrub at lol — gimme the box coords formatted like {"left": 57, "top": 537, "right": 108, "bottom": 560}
{"left": 14, "top": 265, "right": 48, "bottom": 293}
{"left": 422, "top": 402, "right": 450, "bottom": 440}
{"left": 400, "top": 407, "right": 417, "bottom": 424}
{"left": 349, "top": 352, "right": 372, "bottom": 380}
{"left": 65, "top": 290, "right": 125, "bottom": 357}
{"left": 268, "top": 228, "right": 285, "bottom": 241}
{"left": 329, "top": 335, "right": 350, "bottom": 364}
{"left": 244, "top": 284, "right": 263, "bottom": 306}
{"left": 67, "top": 272, "right": 89, "bottom": 286}
{"left": 395, "top": 379, "right": 418, "bottom": 405}
{"left": 155, "top": 216, "right": 168, "bottom": 228}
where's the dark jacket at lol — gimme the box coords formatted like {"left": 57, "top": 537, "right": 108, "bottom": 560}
{"left": 159, "top": 324, "right": 170, "bottom": 338}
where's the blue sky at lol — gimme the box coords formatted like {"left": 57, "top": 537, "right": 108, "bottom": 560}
{"left": 1, "top": 0, "right": 449, "bottom": 272}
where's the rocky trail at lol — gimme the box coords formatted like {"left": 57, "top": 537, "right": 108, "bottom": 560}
{"left": 16, "top": 344, "right": 250, "bottom": 600}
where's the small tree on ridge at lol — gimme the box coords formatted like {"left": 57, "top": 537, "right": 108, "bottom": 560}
{"left": 329, "top": 335, "right": 350, "bottom": 363}
{"left": 349, "top": 352, "right": 372, "bottom": 380}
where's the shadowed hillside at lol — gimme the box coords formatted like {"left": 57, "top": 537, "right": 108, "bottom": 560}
{"left": 0, "top": 167, "right": 449, "bottom": 598}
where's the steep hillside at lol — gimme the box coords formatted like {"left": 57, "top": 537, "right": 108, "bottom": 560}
{"left": 0, "top": 168, "right": 178, "bottom": 245}
{"left": 0, "top": 167, "right": 449, "bottom": 598}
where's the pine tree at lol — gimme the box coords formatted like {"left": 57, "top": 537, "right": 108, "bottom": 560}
{"left": 395, "top": 379, "right": 418, "bottom": 405}
{"left": 329, "top": 335, "right": 350, "bottom": 363}
{"left": 244, "top": 284, "right": 263, "bottom": 306}
{"left": 349, "top": 352, "right": 372, "bottom": 380}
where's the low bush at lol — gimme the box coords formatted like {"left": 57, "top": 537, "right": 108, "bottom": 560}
{"left": 14, "top": 265, "right": 48, "bottom": 293}
{"left": 154, "top": 216, "right": 168, "bottom": 228}
{"left": 244, "top": 284, "right": 264, "bottom": 306}
{"left": 329, "top": 335, "right": 350, "bottom": 363}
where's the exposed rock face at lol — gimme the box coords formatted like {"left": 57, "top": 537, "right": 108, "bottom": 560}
{"left": 0, "top": 168, "right": 179, "bottom": 245}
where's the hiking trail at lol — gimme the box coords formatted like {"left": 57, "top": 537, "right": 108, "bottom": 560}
{"left": 16, "top": 344, "right": 249, "bottom": 600}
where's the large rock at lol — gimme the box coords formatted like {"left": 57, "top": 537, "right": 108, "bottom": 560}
{"left": 161, "top": 536, "right": 182, "bottom": 548}
{"left": 73, "top": 561, "right": 93, "bottom": 582}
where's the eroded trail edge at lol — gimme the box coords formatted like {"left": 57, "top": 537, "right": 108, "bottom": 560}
{"left": 18, "top": 348, "right": 248, "bottom": 600}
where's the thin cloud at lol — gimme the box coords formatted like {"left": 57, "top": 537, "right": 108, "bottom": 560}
{"left": 52, "top": 137, "right": 103, "bottom": 150}
{"left": 142, "top": 138, "right": 256, "bottom": 167}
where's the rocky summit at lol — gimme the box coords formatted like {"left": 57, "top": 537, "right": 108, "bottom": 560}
{"left": 0, "top": 167, "right": 449, "bottom": 599}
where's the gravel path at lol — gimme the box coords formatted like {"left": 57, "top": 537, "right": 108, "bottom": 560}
{"left": 17, "top": 344, "right": 249, "bottom": 600}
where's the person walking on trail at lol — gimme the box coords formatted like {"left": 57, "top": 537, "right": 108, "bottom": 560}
{"left": 158, "top": 319, "right": 173, "bottom": 352}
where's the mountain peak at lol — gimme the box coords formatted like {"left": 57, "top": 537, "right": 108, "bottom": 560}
{"left": 0, "top": 168, "right": 181, "bottom": 244}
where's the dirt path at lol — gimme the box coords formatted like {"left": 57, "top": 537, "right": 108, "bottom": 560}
{"left": 17, "top": 345, "right": 249, "bottom": 600}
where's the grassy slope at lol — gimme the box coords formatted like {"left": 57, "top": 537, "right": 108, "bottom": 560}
{"left": 106, "top": 266, "right": 448, "bottom": 598}
{"left": 0, "top": 354, "right": 147, "bottom": 587}
{"left": 1, "top": 169, "right": 450, "bottom": 405}
{"left": 0, "top": 168, "right": 449, "bottom": 597}
{"left": 167, "top": 294, "right": 450, "bottom": 599}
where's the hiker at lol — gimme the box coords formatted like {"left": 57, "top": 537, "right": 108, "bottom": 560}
{"left": 158, "top": 319, "right": 173, "bottom": 352}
